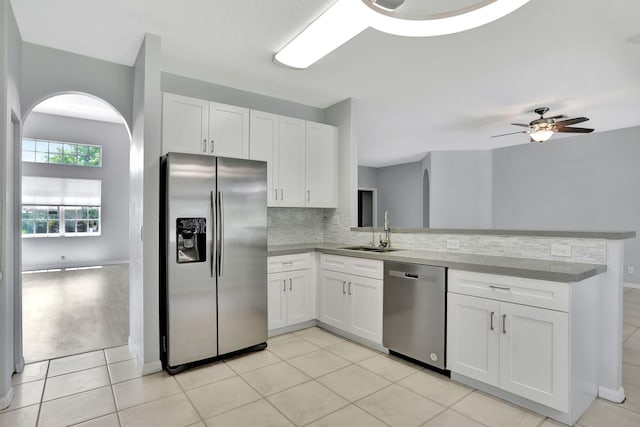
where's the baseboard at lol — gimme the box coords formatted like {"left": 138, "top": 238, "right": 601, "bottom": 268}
{"left": 598, "top": 385, "right": 626, "bottom": 403}
{"left": 128, "top": 336, "right": 162, "bottom": 376}
{"left": 268, "top": 320, "right": 318, "bottom": 337}
{"left": 22, "top": 260, "right": 129, "bottom": 272}
{"left": 15, "top": 355, "right": 25, "bottom": 374}
{"left": 142, "top": 360, "right": 163, "bottom": 375}
{"left": 624, "top": 282, "right": 640, "bottom": 290}
{"left": 0, "top": 387, "right": 14, "bottom": 410}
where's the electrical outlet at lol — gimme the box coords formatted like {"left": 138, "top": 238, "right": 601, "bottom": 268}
{"left": 332, "top": 215, "right": 340, "bottom": 225}
{"left": 447, "top": 239, "right": 460, "bottom": 250}
{"left": 60, "top": 255, "right": 65, "bottom": 260}
{"left": 628, "top": 266, "right": 635, "bottom": 275}
{"left": 550, "top": 244, "right": 571, "bottom": 257}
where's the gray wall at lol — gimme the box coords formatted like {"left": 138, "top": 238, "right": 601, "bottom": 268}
{"left": 21, "top": 43, "right": 134, "bottom": 131}
{"left": 357, "top": 163, "right": 423, "bottom": 228}
{"left": 377, "top": 162, "right": 423, "bottom": 228}
{"left": 492, "top": 126, "right": 640, "bottom": 284}
{"left": 429, "top": 150, "right": 493, "bottom": 228}
{"left": 0, "top": 0, "right": 22, "bottom": 406}
{"left": 161, "top": 73, "right": 324, "bottom": 122}
{"left": 21, "top": 112, "right": 130, "bottom": 270}
{"left": 358, "top": 166, "right": 377, "bottom": 189}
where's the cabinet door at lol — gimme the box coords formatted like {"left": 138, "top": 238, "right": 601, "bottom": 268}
{"left": 209, "top": 102, "right": 250, "bottom": 158}
{"left": 287, "top": 269, "right": 312, "bottom": 325}
{"left": 319, "top": 270, "right": 348, "bottom": 331}
{"left": 348, "top": 276, "right": 383, "bottom": 344}
{"left": 305, "top": 122, "right": 337, "bottom": 207}
{"left": 249, "top": 110, "right": 279, "bottom": 206}
{"left": 162, "top": 93, "right": 208, "bottom": 155}
{"left": 447, "top": 293, "right": 500, "bottom": 387}
{"left": 499, "top": 302, "right": 569, "bottom": 412}
{"left": 267, "top": 273, "right": 287, "bottom": 330}
{"left": 277, "top": 116, "right": 306, "bottom": 207}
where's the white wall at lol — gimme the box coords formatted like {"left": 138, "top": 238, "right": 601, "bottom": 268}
{"left": 0, "top": 0, "right": 22, "bottom": 408}
{"left": 129, "top": 34, "right": 162, "bottom": 375}
{"left": 429, "top": 150, "right": 493, "bottom": 228}
{"left": 493, "top": 126, "right": 640, "bottom": 284}
{"left": 21, "top": 43, "right": 134, "bottom": 131}
{"left": 21, "top": 112, "right": 130, "bottom": 270}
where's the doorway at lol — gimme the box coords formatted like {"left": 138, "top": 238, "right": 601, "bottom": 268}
{"left": 358, "top": 187, "right": 378, "bottom": 227}
{"left": 423, "top": 169, "right": 430, "bottom": 228}
{"left": 19, "top": 93, "right": 131, "bottom": 362}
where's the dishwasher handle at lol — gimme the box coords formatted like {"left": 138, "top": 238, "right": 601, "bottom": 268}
{"left": 389, "top": 269, "right": 439, "bottom": 283}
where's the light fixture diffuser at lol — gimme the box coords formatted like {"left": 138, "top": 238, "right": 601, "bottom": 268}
{"left": 529, "top": 129, "right": 554, "bottom": 142}
{"left": 274, "top": 0, "right": 532, "bottom": 69}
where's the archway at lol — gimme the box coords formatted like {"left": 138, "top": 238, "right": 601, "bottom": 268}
{"left": 17, "top": 92, "right": 131, "bottom": 363}
{"left": 423, "top": 169, "right": 430, "bottom": 228}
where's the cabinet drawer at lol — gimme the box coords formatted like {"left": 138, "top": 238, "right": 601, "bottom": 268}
{"left": 448, "top": 270, "right": 569, "bottom": 312}
{"left": 268, "top": 253, "right": 311, "bottom": 273}
{"left": 320, "top": 254, "right": 383, "bottom": 280}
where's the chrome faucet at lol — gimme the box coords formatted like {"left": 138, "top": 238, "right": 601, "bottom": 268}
{"left": 379, "top": 211, "right": 391, "bottom": 248}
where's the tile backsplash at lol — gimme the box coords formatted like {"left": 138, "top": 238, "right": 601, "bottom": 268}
{"left": 267, "top": 208, "right": 327, "bottom": 245}
{"left": 270, "top": 207, "right": 608, "bottom": 264}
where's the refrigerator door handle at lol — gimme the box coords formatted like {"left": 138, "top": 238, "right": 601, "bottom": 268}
{"left": 214, "top": 190, "right": 216, "bottom": 277}
{"left": 218, "top": 191, "right": 225, "bottom": 277}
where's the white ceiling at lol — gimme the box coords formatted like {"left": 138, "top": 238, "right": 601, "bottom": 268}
{"left": 32, "top": 94, "right": 124, "bottom": 124}
{"left": 11, "top": 0, "right": 640, "bottom": 167}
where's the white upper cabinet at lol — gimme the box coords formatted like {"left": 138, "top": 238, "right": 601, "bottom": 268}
{"left": 163, "top": 94, "right": 338, "bottom": 207}
{"left": 209, "top": 102, "right": 249, "bottom": 158}
{"left": 249, "top": 110, "right": 279, "bottom": 206}
{"left": 277, "top": 116, "right": 306, "bottom": 207}
{"left": 162, "top": 93, "right": 209, "bottom": 155}
{"left": 305, "top": 121, "right": 337, "bottom": 207}
{"left": 161, "top": 93, "right": 249, "bottom": 159}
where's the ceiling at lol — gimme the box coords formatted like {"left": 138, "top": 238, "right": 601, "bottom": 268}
{"left": 32, "top": 94, "right": 124, "bottom": 124}
{"left": 11, "top": 0, "right": 640, "bottom": 167}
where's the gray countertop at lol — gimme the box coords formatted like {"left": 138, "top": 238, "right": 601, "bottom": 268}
{"left": 268, "top": 243, "right": 607, "bottom": 283}
{"left": 350, "top": 228, "right": 635, "bottom": 240}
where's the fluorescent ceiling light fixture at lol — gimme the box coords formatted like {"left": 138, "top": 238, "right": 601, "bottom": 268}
{"left": 274, "top": 0, "right": 532, "bottom": 69}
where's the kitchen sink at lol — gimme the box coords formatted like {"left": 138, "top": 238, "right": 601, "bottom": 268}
{"left": 341, "top": 245, "right": 399, "bottom": 253}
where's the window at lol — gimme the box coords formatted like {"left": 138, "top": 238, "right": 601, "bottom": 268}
{"left": 21, "top": 205, "right": 101, "bottom": 237}
{"left": 22, "top": 138, "right": 102, "bottom": 167}
{"left": 21, "top": 177, "right": 102, "bottom": 238}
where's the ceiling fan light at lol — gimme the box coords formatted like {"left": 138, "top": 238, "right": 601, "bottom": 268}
{"left": 530, "top": 130, "right": 554, "bottom": 142}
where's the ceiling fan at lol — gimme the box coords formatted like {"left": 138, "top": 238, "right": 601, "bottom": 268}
{"left": 492, "top": 107, "right": 594, "bottom": 142}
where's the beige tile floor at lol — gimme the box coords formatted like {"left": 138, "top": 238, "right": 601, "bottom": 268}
{"left": 22, "top": 264, "right": 129, "bottom": 363}
{"left": 2, "top": 288, "right": 640, "bottom": 426}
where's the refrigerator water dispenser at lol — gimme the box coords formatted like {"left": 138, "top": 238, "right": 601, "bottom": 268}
{"left": 176, "top": 217, "right": 206, "bottom": 263}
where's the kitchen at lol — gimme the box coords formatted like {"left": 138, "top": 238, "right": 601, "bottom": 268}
{"left": 2, "top": 1, "right": 640, "bottom": 426}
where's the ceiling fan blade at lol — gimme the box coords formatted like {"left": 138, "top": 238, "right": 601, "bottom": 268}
{"left": 510, "top": 123, "right": 530, "bottom": 128}
{"left": 555, "top": 127, "right": 594, "bottom": 134}
{"left": 491, "top": 130, "right": 528, "bottom": 138}
{"left": 555, "top": 117, "right": 589, "bottom": 126}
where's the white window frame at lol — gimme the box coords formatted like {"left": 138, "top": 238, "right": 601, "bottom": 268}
{"left": 21, "top": 205, "right": 101, "bottom": 238}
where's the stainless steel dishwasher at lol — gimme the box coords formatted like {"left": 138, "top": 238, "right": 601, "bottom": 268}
{"left": 383, "top": 261, "right": 446, "bottom": 370}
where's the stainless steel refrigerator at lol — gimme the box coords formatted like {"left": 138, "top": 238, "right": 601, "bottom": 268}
{"left": 160, "top": 152, "right": 268, "bottom": 373}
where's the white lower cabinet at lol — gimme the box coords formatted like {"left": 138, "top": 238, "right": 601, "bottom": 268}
{"left": 448, "top": 270, "right": 571, "bottom": 413}
{"left": 267, "top": 254, "right": 314, "bottom": 330}
{"left": 319, "top": 255, "right": 383, "bottom": 344}
{"left": 267, "top": 269, "right": 313, "bottom": 330}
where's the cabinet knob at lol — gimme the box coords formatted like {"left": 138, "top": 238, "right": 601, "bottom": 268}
{"left": 280, "top": 189, "right": 283, "bottom": 200}
{"left": 502, "top": 314, "right": 507, "bottom": 334}
{"left": 274, "top": 189, "right": 278, "bottom": 201}
{"left": 307, "top": 190, "right": 310, "bottom": 202}
{"left": 490, "top": 311, "right": 495, "bottom": 331}
{"left": 348, "top": 282, "right": 352, "bottom": 295}
{"left": 289, "top": 278, "right": 293, "bottom": 291}
{"left": 342, "top": 281, "right": 346, "bottom": 294}
{"left": 210, "top": 140, "right": 215, "bottom": 153}
{"left": 202, "top": 139, "right": 207, "bottom": 153}
{"left": 283, "top": 279, "right": 286, "bottom": 292}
